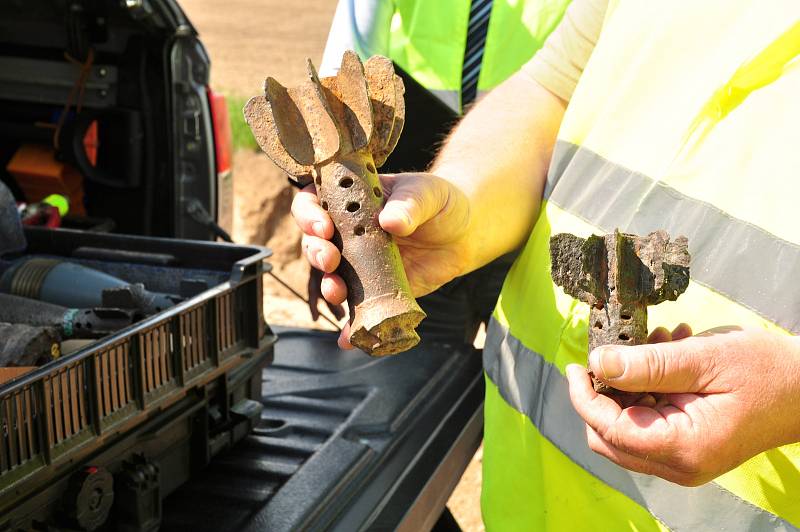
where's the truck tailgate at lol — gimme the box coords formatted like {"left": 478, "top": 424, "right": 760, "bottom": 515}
{"left": 163, "top": 326, "right": 484, "bottom": 531}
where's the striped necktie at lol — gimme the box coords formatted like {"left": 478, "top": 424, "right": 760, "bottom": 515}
{"left": 461, "top": 0, "right": 494, "bottom": 110}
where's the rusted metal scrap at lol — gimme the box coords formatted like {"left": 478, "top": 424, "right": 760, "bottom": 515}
{"left": 243, "top": 51, "right": 425, "bottom": 356}
{"left": 0, "top": 323, "right": 59, "bottom": 367}
{"left": 550, "top": 229, "right": 690, "bottom": 393}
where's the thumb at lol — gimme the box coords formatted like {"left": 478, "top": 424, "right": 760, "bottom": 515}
{"left": 378, "top": 174, "right": 449, "bottom": 237}
{"left": 588, "top": 338, "right": 709, "bottom": 393}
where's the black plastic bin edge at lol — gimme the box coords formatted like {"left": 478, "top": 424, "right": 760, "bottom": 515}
{"left": 0, "top": 227, "right": 272, "bottom": 397}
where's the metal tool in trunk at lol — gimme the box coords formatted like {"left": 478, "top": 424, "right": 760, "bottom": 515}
{"left": 244, "top": 51, "right": 425, "bottom": 355}
{"left": 0, "top": 293, "right": 134, "bottom": 339}
{"left": 550, "top": 229, "right": 690, "bottom": 393}
{"left": 0, "top": 258, "right": 180, "bottom": 315}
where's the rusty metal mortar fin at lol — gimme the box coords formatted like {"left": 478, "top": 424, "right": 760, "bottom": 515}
{"left": 550, "top": 229, "right": 690, "bottom": 393}
{"left": 244, "top": 51, "right": 424, "bottom": 356}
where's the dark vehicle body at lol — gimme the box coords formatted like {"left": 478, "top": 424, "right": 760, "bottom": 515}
{"left": 0, "top": 0, "right": 228, "bottom": 239}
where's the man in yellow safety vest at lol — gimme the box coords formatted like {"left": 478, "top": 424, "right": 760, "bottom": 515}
{"left": 296, "top": 0, "right": 800, "bottom": 528}
{"left": 320, "top": 0, "right": 572, "bottom": 113}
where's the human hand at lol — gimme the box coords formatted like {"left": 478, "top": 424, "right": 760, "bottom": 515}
{"left": 291, "top": 172, "right": 473, "bottom": 349}
{"left": 566, "top": 325, "right": 800, "bottom": 486}
{"left": 307, "top": 266, "right": 346, "bottom": 322}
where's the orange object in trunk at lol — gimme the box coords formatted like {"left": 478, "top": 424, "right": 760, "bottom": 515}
{"left": 6, "top": 144, "right": 86, "bottom": 216}
{"left": 0, "top": 367, "right": 36, "bottom": 386}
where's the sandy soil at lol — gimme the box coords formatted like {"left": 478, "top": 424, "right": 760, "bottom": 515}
{"left": 180, "top": 0, "right": 483, "bottom": 528}
{"left": 183, "top": 0, "right": 339, "bottom": 93}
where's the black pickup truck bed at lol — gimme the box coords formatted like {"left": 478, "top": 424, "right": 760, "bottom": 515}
{"left": 163, "top": 327, "right": 484, "bottom": 531}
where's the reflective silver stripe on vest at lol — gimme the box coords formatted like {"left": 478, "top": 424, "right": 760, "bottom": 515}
{"left": 430, "top": 89, "right": 460, "bottom": 112}
{"left": 483, "top": 318, "right": 797, "bottom": 531}
{"left": 544, "top": 140, "right": 800, "bottom": 333}
{"left": 429, "top": 89, "right": 491, "bottom": 113}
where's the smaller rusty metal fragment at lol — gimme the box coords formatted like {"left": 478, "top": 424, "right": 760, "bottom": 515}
{"left": 550, "top": 229, "right": 690, "bottom": 393}
{"left": 334, "top": 51, "right": 373, "bottom": 150}
{"left": 384, "top": 76, "right": 405, "bottom": 164}
{"left": 243, "top": 95, "right": 313, "bottom": 184}
{"left": 363, "top": 55, "right": 404, "bottom": 166}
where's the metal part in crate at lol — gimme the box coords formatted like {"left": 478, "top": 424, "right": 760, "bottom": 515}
{"left": 0, "top": 228, "right": 275, "bottom": 531}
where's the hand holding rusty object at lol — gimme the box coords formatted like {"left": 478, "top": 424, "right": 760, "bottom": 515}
{"left": 550, "top": 229, "right": 690, "bottom": 393}
{"left": 243, "top": 51, "right": 425, "bottom": 356}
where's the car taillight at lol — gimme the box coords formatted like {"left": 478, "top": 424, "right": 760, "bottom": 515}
{"left": 207, "top": 88, "right": 233, "bottom": 176}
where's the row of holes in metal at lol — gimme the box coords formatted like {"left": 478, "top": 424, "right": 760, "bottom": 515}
{"left": 593, "top": 301, "right": 634, "bottom": 341}
{"left": 319, "top": 175, "right": 383, "bottom": 236}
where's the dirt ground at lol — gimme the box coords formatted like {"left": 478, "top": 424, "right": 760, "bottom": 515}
{"left": 179, "top": 0, "right": 484, "bottom": 529}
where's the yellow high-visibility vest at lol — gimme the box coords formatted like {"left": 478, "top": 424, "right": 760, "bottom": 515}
{"left": 387, "top": 0, "right": 571, "bottom": 112}
{"left": 482, "top": 1, "right": 800, "bottom": 529}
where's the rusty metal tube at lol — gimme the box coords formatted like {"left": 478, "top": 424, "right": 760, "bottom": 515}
{"left": 318, "top": 152, "right": 423, "bottom": 354}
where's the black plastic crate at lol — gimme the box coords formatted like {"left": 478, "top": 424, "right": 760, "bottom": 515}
{"left": 0, "top": 227, "right": 275, "bottom": 530}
